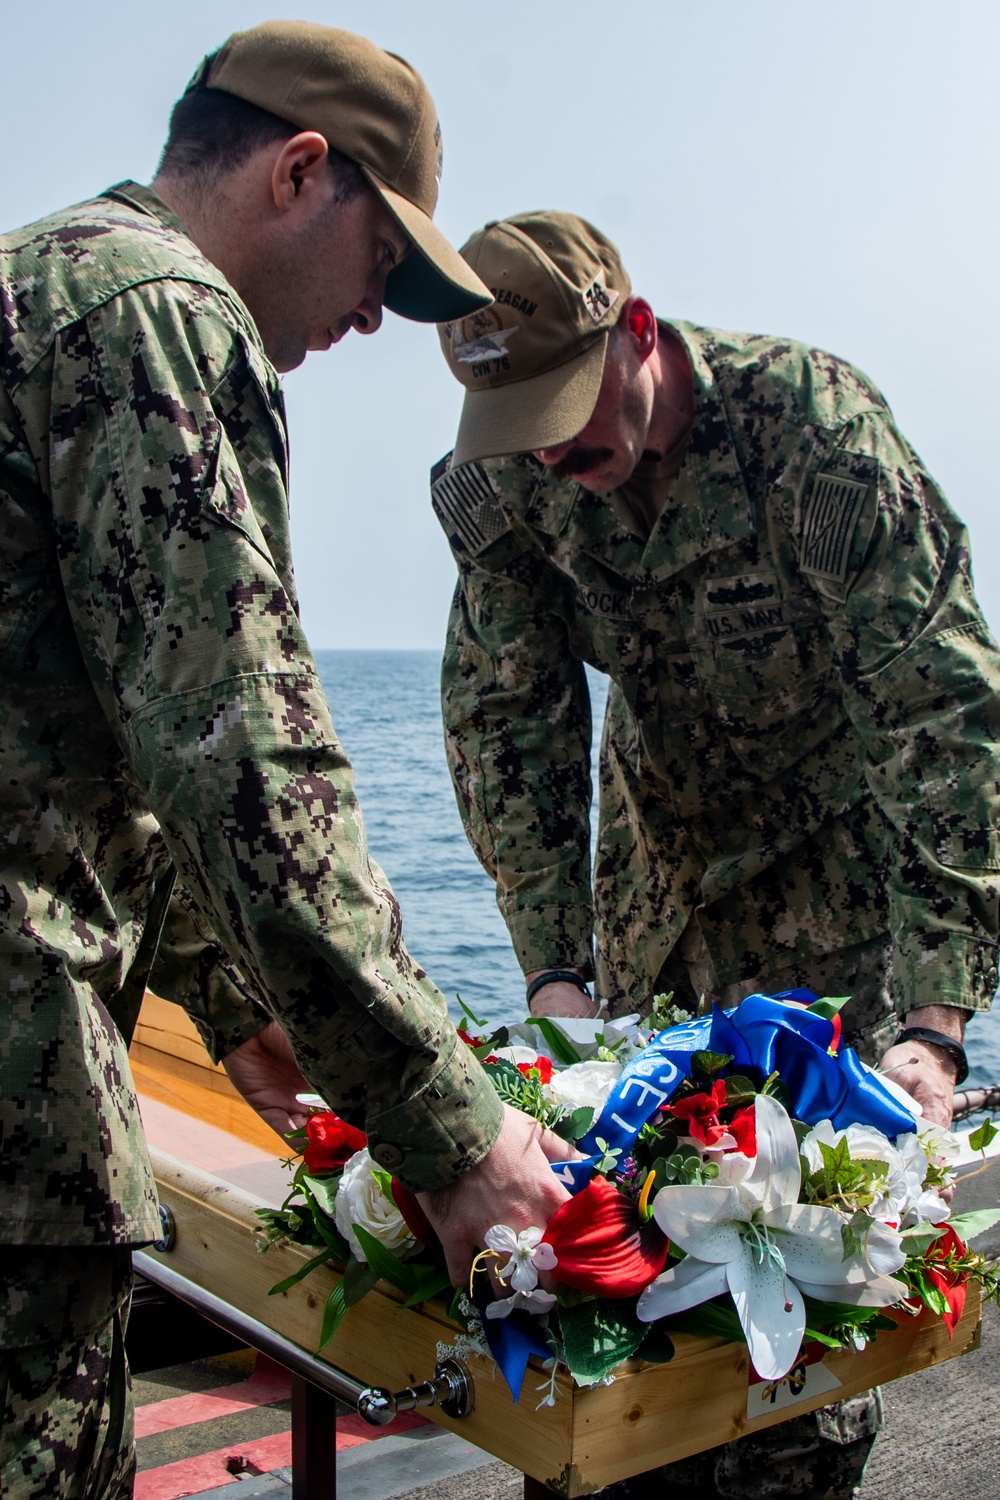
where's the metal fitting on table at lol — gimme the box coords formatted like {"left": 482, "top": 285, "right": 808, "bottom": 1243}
{"left": 357, "top": 1357, "right": 474, "bottom": 1425}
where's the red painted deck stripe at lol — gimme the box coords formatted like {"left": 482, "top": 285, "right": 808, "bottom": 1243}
{"left": 134, "top": 1431, "right": 293, "bottom": 1500}
{"left": 335, "top": 1408, "right": 428, "bottom": 1448}
{"left": 133, "top": 1410, "right": 432, "bottom": 1499}
{"left": 134, "top": 1375, "right": 292, "bottom": 1439}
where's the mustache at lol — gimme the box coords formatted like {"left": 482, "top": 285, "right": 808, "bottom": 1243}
{"left": 549, "top": 445, "right": 615, "bottom": 479}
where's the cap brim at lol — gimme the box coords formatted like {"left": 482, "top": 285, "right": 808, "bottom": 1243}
{"left": 363, "top": 171, "right": 492, "bottom": 323}
{"left": 450, "top": 333, "right": 609, "bottom": 467}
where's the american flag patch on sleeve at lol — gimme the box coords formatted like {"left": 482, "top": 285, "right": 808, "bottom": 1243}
{"left": 431, "top": 460, "right": 510, "bottom": 557}
{"left": 800, "top": 472, "right": 869, "bottom": 585}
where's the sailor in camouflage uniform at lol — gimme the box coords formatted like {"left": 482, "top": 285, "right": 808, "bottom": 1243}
{"left": 432, "top": 213, "right": 1000, "bottom": 1497}
{"left": 0, "top": 30, "right": 572, "bottom": 1499}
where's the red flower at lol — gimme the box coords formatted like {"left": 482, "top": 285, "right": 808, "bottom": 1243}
{"left": 728, "top": 1105, "right": 756, "bottom": 1156}
{"left": 302, "top": 1112, "right": 367, "bottom": 1176}
{"left": 545, "top": 1176, "right": 670, "bottom": 1297}
{"left": 919, "top": 1224, "right": 968, "bottom": 1336}
{"left": 671, "top": 1080, "right": 731, "bottom": 1147}
{"left": 457, "top": 1029, "right": 485, "bottom": 1048}
{"left": 669, "top": 1081, "right": 757, "bottom": 1154}
{"left": 390, "top": 1178, "right": 439, "bottom": 1247}
{"left": 516, "top": 1056, "right": 554, "bottom": 1084}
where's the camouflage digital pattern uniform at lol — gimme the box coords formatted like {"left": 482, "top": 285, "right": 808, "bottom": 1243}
{"left": 0, "top": 1248, "right": 134, "bottom": 1500}
{"left": 435, "top": 321, "right": 1000, "bottom": 1046}
{"left": 0, "top": 180, "right": 504, "bottom": 1257}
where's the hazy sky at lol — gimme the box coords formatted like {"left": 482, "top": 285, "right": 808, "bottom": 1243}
{"left": 3, "top": 1, "right": 998, "bottom": 648}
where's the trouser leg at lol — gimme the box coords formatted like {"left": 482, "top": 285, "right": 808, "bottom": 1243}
{"left": 0, "top": 1246, "right": 135, "bottom": 1500}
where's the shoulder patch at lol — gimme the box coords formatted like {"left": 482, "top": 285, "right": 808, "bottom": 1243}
{"left": 800, "top": 470, "right": 869, "bottom": 585}
{"left": 430, "top": 450, "right": 453, "bottom": 486}
{"left": 431, "top": 460, "right": 511, "bottom": 557}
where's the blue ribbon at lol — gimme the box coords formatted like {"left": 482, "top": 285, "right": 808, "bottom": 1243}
{"left": 564, "top": 992, "right": 914, "bottom": 1193}
{"left": 478, "top": 1293, "right": 552, "bottom": 1402}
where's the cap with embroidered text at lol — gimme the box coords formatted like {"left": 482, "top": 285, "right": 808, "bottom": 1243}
{"left": 190, "top": 20, "right": 491, "bottom": 322}
{"left": 438, "top": 212, "right": 630, "bottom": 465}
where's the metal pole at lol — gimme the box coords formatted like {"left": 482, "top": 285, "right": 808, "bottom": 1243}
{"left": 291, "top": 1373, "right": 339, "bottom": 1500}
{"left": 133, "top": 1251, "right": 367, "bottom": 1406}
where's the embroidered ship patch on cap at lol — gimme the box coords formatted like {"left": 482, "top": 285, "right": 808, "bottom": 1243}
{"left": 432, "top": 460, "right": 510, "bottom": 557}
{"left": 800, "top": 472, "right": 869, "bottom": 584}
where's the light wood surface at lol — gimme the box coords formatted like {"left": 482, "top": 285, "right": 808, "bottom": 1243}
{"left": 135, "top": 992, "right": 229, "bottom": 1076}
{"left": 134, "top": 995, "right": 984, "bottom": 1496}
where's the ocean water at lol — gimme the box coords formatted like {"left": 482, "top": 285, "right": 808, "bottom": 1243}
{"left": 315, "top": 649, "right": 1000, "bottom": 1088}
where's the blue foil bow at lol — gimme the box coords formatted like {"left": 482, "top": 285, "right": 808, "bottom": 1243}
{"left": 571, "top": 991, "right": 915, "bottom": 1188}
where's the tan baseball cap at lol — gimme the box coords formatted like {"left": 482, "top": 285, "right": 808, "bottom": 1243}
{"left": 438, "top": 213, "right": 631, "bottom": 465}
{"left": 192, "top": 20, "right": 491, "bottom": 323}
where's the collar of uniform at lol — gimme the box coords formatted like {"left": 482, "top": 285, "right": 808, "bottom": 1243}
{"left": 633, "top": 320, "right": 754, "bottom": 586}
{"left": 100, "top": 181, "right": 192, "bottom": 243}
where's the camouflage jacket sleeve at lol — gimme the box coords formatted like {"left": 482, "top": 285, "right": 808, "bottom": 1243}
{"left": 148, "top": 884, "right": 271, "bottom": 1064}
{"left": 789, "top": 411, "right": 1000, "bottom": 1014}
{"left": 439, "top": 463, "right": 595, "bottom": 976}
{"left": 43, "top": 281, "right": 501, "bottom": 1191}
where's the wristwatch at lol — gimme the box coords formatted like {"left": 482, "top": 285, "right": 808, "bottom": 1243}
{"left": 892, "top": 1026, "right": 969, "bottom": 1086}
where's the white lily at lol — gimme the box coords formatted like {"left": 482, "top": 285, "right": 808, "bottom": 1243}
{"left": 484, "top": 1224, "right": 558, "bottom": 1293}
{"left": 485, "top": 1287, "right": 558, "bottom": 1319}
{"left": 636, "top": 1094, "right": 907, "bottom": 1381}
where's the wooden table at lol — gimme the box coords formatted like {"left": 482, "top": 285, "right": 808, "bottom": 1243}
{"left": 133, "top": 995, "right": 983, "bottom": 1498}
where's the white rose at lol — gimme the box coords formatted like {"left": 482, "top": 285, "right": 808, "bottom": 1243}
{"left": 334, "top": 1148, "right": 415, "bottom": 1263}
{"left": 544, "top": 1060, "right": 621, "bottom": 1114}
{"left": 801, "top": 1120, "right": 931, "bottom": 1224}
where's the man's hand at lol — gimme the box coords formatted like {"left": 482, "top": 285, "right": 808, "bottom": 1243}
{"left": 222, "top": 1020, "right": 314, "bottom": 1140}
{"left": 525, "top": 967, "right": 598, "bottom": 1020}
{"left": 417, "top": 1104, "right": 576, "bottom": 1290}
{"left": 878, "top": 1005, "right": 967, "bottom": 1129}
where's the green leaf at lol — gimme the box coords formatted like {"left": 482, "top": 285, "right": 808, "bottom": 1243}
{"left": 351, "top": 1225, "right": 419, "bottom": 1295}
{"left": 807, "top": 995, "right": 851, "bottom": 1020}
{"left": 342, "top": 1256, "right": 380, "bottom": 1307}
{"left": 551, "top": 1105, "right": 595, "bottom": 1143}
{"left": 456, "top": 993, "right": 489, "bottom": 1029}
{"left": 317, "top": 1283, "right": 349, "bottom": 1351}
{"left": 447, "top": 1287, "right": 467, "bottom": 1324}
{"left": 948, "top": 1208, "right": 1000, "bottom": 1241}
{"left": 723, "top": 1074, "right": 757, "bottom": 1108}
{"left": 968, "top": 1119, "right": 999, "bottom": 1153}
{"left": 369, "top": 1166, "right": 395, "bottom": 1198}
{"left": 309, "top": 1216, "right": 352, "bottom": 1257}
{"left": 910, "top": 1272, "right": 949, "bottom": 1318}
{"left": 900, "top": 1223, "right": 949, "bottom": 1255}
{"left": 691, "top": 1050, "right": 733, "bottom": 1080}
{"left": 802, "top": 1327, "right": 843, "bottom": 1349}
{"left": 661, "top": 1298, "right": 745, "bottom": 1343}
{"left": 302, "top": 1174, "right": 341, "bottom": 1220}
{"left": 525, "top": 1016, "right": 584, "bottom": 1065}
{"left": 400, "top": 1267, "right": 453, "bottom": 1308}
{"left": 268, "top": 1247, "right": 334, "bottom": 1296}
{"left": 636, "top": 1324, "right": 675, "bottom": 1363}
{"left": 557, "top": 1299, "right": 648, "bottom": 1383}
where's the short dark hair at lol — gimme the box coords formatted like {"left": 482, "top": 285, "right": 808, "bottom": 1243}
{"left": 157, "top": 73, "right": 367, "bottom": 202}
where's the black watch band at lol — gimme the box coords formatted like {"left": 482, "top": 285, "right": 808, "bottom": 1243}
{"left": 526, "top": 969, "right": 592, "bottom": 1007}
{"left": 893, "top": 1026, "right": 969, "bottom": 1086}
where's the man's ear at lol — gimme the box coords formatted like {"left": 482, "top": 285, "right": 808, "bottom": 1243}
{"left": 622, "top": 296, "right": 657, "bottom": 363}
{"left": 270, "top": 131, "right": 331, "bottom": 214}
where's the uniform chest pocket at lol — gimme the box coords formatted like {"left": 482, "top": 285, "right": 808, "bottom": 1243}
{"left": 689, "top": 575, "right": 834, "bottom": 776}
